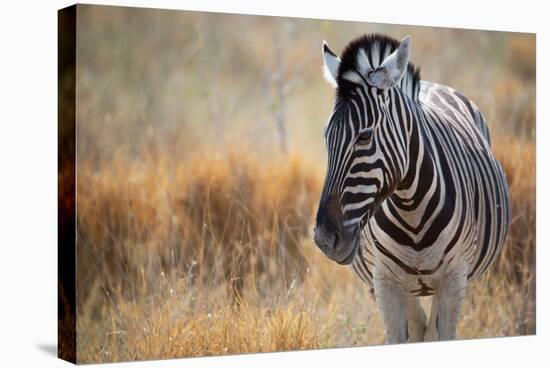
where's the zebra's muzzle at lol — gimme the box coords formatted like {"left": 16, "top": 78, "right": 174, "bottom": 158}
{"left": 314, "top": 192, "right": 362, "bottom": 265}
{"left": 313, "top": 223, "right": 359, "bottom": 265}
{"left": 335, "top": 226, "right": 360, "bottom": 265}
{"left": 335, "top": 233, "right": 359, "bottom": 265}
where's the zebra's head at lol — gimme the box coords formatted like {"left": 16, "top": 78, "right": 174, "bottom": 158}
{"left": 314, "top": 34, "right": 418, "bottom": 265}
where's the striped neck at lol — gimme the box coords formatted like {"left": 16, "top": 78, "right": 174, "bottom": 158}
{"left": 391, "top": 94, "right": 440, "bottom": 209}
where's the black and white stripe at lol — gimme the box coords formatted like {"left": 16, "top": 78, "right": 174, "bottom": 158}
{"left": 315, "top": 33, "right": 509, "bottom": 300}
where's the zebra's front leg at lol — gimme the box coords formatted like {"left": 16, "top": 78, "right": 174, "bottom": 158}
{"left": 406, "top": 296, "right": 426, "bottom": 342}
{"left": 425, "top": 270, "right": 467, "bottom": 341}
{"left": 373, "top": 272, "right": 408, "bottom": 344}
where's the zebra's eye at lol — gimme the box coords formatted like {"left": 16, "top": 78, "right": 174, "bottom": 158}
{"left": 356, "top": 128, "right": 374, "bottom": 145}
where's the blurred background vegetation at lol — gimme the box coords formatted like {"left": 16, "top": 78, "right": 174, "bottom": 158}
{"left": 76, "top": 5, "right": 535, "bottom": 162}
{"left": 73, "top": 5, "right": 535, "bottom": 363}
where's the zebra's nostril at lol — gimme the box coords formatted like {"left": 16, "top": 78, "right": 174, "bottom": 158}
{"left": 332, "top": 232, "right": 339, "bottom": 249}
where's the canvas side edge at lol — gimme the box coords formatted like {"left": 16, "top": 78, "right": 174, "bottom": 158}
{"left": 58, "top": 4, "right": 77, "bottom": 364}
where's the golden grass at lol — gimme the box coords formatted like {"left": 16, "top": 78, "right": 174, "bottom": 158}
{"left": 75, "top": 136, "right": 535, "bottom": 363}
{"left": 76, "top": 151, "right": 321, "bottom": 302}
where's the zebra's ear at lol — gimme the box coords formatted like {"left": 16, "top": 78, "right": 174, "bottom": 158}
{"left": 367, "top": 36, "right": 411, "bottom": 90}
{"left": 322, "top": 40, "right": 340, "bottom": 88}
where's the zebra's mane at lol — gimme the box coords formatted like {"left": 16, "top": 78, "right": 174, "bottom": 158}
{"left": 336, "top": 34, "right": 421, "bottom": 101}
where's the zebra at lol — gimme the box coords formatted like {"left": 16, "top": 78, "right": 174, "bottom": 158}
{"left": 313, "top": 33, "right": 510, "bottom": 343}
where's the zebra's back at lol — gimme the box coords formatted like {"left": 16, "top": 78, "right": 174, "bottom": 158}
{"left": 419, "top": 81, "right": 491, "bottom": 145}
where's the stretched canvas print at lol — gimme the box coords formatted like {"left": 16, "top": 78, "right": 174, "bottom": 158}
{"left": 58, "top": 3, "right": 536, "bottom": 364}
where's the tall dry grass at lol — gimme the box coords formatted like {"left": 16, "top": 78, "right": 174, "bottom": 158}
{"left": 76, "top": 137, "right": 535, "bottom": 363}
{"left": 76, "top": 151, "right": 321, "bottom": 305}
{"left": 76, "top": 151, "right": 334, "bottom": 363}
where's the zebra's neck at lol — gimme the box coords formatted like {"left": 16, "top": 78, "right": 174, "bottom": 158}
{"left": 390, "top": 88, "right": 440, "bottom": 209}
